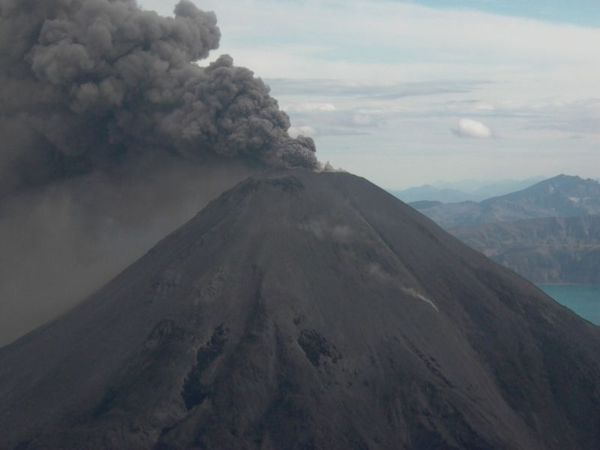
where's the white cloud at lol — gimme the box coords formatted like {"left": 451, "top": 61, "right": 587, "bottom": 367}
{"left": 453, "top": 118, "right": 493, "bottom": 139}
{"left": 284, "top": 102, "right": 336, "bottom": 113}
{"left": 288, "top": 125, "right": 316, "bottom": 138}
{"left": 352, "top": 114, "right": 374, "bottom": 126}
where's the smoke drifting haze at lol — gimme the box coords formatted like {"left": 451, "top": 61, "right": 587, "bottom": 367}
{"left": 0, "top": 0, "right": 318, "bottom": 345}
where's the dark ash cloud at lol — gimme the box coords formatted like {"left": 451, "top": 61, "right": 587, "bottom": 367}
{"left": 0, "top": 0, "right": 318, "bottom": 346}
{"left": 0, "top": 0, "right": 317, "bottom": 195}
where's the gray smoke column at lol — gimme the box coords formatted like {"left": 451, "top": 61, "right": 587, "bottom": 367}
{"left": 0, "top": 0, "right": 317, "bottom": 195}
{"left": 0, "top": 0, "right": 318, "bottom": 346}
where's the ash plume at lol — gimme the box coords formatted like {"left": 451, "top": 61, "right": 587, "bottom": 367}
{"left": 0, "top": 0, "right": 317, "bottom": 195}
{"left": 0, "top": 0, "right": 318, "bottom": 346}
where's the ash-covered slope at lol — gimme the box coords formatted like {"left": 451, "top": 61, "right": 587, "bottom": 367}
{"left": 1, "top": 171, "right": 599, "bottom": 450}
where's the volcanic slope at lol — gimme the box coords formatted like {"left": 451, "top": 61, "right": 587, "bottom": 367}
{"left": 0, "top": 170, "right": 599, "bottom": 450}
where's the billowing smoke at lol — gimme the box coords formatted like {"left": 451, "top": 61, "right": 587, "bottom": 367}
{"left": 0, "top": 0, "right": 318, "bottom": 346}
{"left": 0, "top": 0, "right": 317, "bottom": 194}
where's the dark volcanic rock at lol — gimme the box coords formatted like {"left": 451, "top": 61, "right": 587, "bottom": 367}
{"left": 0, "top": 170, "right": 599, "bottom": 450}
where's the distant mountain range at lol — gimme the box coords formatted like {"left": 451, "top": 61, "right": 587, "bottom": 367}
{"left": 410, "top": 175, "right": 600, "bottom": 284}
{"left": 453, "top": 215, "right": 600, "bottom": 284}
{"left": 391, "top": 177, "right": 544, "bottom": 203}
{"left": 413, "top": 175, "right": 600, "bottom": 228}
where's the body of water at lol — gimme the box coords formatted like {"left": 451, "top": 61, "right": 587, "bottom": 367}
{"left": 539, "top": 285, "right": 600, "bottom": 326}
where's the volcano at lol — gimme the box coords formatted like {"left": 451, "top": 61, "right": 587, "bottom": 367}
{"left": 1, "top": 170, "right": 599, "bottom": 450}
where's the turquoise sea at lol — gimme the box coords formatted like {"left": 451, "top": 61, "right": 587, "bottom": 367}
{"left": 539, "top": 285, "right": 600, "bottom": 326}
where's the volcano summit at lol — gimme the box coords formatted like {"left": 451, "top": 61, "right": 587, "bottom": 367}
{"left": 0, "top": 170, "right": 599, "bottom": 450}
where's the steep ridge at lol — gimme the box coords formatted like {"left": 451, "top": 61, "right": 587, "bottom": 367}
{"left": 453, "top": 215, "right": 600, "bottom": 284}
{"left": 0, "top": 170, "right": 599, "bottom": 450}
{"left": 415, "top": 175, "right": 600, "bottom": 227}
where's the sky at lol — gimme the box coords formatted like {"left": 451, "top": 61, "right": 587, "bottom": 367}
{"left": 138, "top": 0, "right": 600, "bottom": 189}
